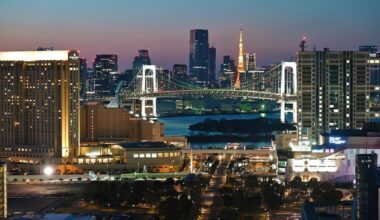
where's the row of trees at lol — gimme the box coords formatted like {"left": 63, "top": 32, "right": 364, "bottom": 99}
{"left": 218, "top": 175, "right": 285, "bottom": 217}
{"left": 289, "top": 176, "right": 345, "bottom": 204}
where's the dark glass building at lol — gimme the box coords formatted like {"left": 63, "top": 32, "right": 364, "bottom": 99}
{"left": 355, "top": 153, "right": 378, "bottom": 220}
{"left": 93, "top": 54, "right": 118, "bottom": 97}
{"left": 208, "top": 47, "right": 216, "bottom": 81}
{"left": 219, "top": 55, "right": 236, "bottom": 88}
{"left": 132, "top": 49, "right": 151, "bottom": 73}
{"left": 79, "top": 58, "right": 88, "bottom": 98}
{"left": 189, "top": 29, "right": 209, "bottom": 82}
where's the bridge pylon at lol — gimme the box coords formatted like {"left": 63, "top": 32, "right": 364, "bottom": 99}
{"left": 279, "top": 62, "right": 297, "bottom": 123}
{"left": 136, "top": 65, "right": 158, "bottom": 118}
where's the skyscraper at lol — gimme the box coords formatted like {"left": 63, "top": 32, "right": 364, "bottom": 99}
{"left": 0, "top": 50, "right": 80, "bottom": 159}
{"left": 355, "top": 153, "right": 378, "bottom": 220}
{"left": 220, "top": 55, "right": 236, "bottom": 88}
{"left": 297, "top": 49, "right": 370, "bottom": 143}
{"left": 208, "top": 46, "right": 216, "bottom": 81}
{"left": 93, "top": 54, "right": 118, "bottom": 97}
{"left": 189, "top": 29, "right": 209, "bottom": 82}
{"left": 244, "top": 53, "right": 256, "bottom": 71}
{"left": 133, "top": 49, "right": 151, "bottom": 73}
{"left": 79, "top": 58, "right": 88, "bottom": 98}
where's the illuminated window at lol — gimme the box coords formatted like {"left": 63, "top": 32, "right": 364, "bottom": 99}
{"left": 139, "top": 153, "right": 145, "bottom": 158}
{"left": 152, "top": 153, "right": 157, "bottom": 158}
{"left": 164, "top": 153, "right": 169, "bottom": 157}
{"left": 158, "top": 153, "right": 163, "bottom": 157}
{"left": 133, "top": 154, "right": 138, "bottom": 158}
{"left": 146, "top": 153, "right": 151, "bottom": 158}
{"left": 169, "top": 153, "right": 174, "bottom": 157}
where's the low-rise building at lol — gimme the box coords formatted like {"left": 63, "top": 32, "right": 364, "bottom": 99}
{"left": 286, "top": 127, "right": 380, "bottom": 182}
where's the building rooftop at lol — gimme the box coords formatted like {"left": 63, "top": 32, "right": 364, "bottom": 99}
{"left": 116, "top": 141, "right": 177, "bottom": 149}
{"left": 0, "top": 50, "right": 75, "bottom": 61}
{"left": 322, "top": 129, "right": 380, "bottom": 137}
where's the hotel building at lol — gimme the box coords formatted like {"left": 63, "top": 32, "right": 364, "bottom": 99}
{"left": 0, "top": 50, "right": 80, "bottom": 160}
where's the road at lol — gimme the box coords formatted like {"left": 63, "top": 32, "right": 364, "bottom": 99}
{"left": 7, "top": 183, "right": 87, "bottom": 217}
{"left": 198, "top": 157, "right": 229, "bottom": 220}
{"left": 7, "top": 183, "right": 86, "bottom": 197}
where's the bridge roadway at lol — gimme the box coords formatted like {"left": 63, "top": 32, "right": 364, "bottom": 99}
{"left": 182, "top": 148, "right": 277, "bottom": 155}
{"left": 122, "top": 89, "right": 297, "bottom": 102}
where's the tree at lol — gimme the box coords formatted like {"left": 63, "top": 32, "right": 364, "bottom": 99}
{"left": 307, "top": 178, "right": 319, "bottom": 190}
{"left": 263, "top": 180, "right": 284, "bottom": 210}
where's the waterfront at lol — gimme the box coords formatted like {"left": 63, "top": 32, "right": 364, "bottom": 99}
{"left": 159, "top": 112, "right": 292, "bottom": 148}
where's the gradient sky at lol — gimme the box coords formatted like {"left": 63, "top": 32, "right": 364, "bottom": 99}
{"left": 1, "top": 0, "right": 379, "bottom": 70}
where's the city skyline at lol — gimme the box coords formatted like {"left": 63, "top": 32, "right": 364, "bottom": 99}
{"left": 1, "top": 0, "right": 380, "bottom": 70}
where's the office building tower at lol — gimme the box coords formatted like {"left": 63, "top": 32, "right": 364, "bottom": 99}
{"left": 297, "top": 49, "right": 370, "bottom": 143}
{"left": 0, "top": 50, "right": 80, "bottom": 159}
{"left": 189, "top": 29, "right": 209, "bottom": 82}
{"left": 208, "top": 47, "right": 216, "bottom": 81}
{"left": 244, "top": 53, "right": 256, "bottom": 71}
{"left": 355, "top": 153, "right": 378, "bottom": 220}
{"left": 172, "top": 64, "right": 188, "bottom": 80}
{"left": 79, "top": 58, "right": 88, "bottom": 98}
{"left": 93, "top": 54, "right": 118, "bottom": 97}
{"left": 220, "top": 55, "right": 236, "bottom": 88}
{"left": 132, "top": 49, "right": 151, "bottom": 73}
{"left": 0, "top": 162, "right": 6, "bottom": 218}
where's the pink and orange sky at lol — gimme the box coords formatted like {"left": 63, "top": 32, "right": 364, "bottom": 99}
{"left": 1, "top": 0, "right": 379, "bottom": 70}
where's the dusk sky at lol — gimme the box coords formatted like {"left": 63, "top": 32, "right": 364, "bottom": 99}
{"left": 1, "top": 0, "right": 379, "bottom": 70}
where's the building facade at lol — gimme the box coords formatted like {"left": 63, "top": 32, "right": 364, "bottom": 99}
{"left": 189, "top": 29, "right": 209, "bottom": 82}
{"left": 208, "top": 47, "right": 216, "bottom": 81}
{"left": 93, "top": 54, "right": 118, "bottom": 97}
{"left": 80, "top": 102, "right": 164, "bottom": 143}
{"left": 0, "top": 50, "right": 80, "bottom": 160}
{"left": 297, "top": 49, "right": 370, "bottom": 143}
{"left": 0, "top": 162, "right": 6, "bottom": 218}
{"left": 355, "top": 153, "right": 378, "bottom": 220}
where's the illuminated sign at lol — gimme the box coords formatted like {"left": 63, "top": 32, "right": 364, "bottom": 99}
{"left": 329, "top": 137, "right": 346, "bottom": 145}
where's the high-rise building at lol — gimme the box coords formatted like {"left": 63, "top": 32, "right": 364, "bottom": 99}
{"left": 79, "top": 58, "right": 88, "bottom": 98}
{"left": 219, "top": 55, "right": 236, "bottom": 88}
{"left": 189, "top": 29, "right": 209, "bottom": 82}
{"left": 360, "top": 46, "right": 380, "bottom": 116}
{"left": 208, "top": 47, "right": 216, "bottom": 81}
{"left": 355, "top": 153, "right": 378, "bottom": 220}
{"left": 0, "top": 162, "right": 6, "bottom": 218}
{"left": 0, "top": 50, "right": 80, "bottom": 159}
{"left": 133, "top": 49, "right": 151, "bottom": 73}
{"left": 297, "top": 49, "right": 370, "bottom": 143}
{"left": 244, "top": 53, "right": 256, "bottom": 71}
{"left": 93, "top": 54, "right": 118, "bottom": 97}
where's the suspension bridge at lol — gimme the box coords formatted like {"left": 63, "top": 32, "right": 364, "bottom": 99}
{"left": 109, "top": 62, "right": 298, "bottom": 123}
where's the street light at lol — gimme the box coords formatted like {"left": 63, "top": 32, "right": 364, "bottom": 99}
{"left": 44, "top": 166, "right": 54, "bottom": 176}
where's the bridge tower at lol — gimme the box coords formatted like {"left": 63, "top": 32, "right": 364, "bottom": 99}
{"left": 280, "top": 62, "right": 297, "bottom": 123}
{"left": 136, "top": 65, "right": 158, "bottom": 117}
